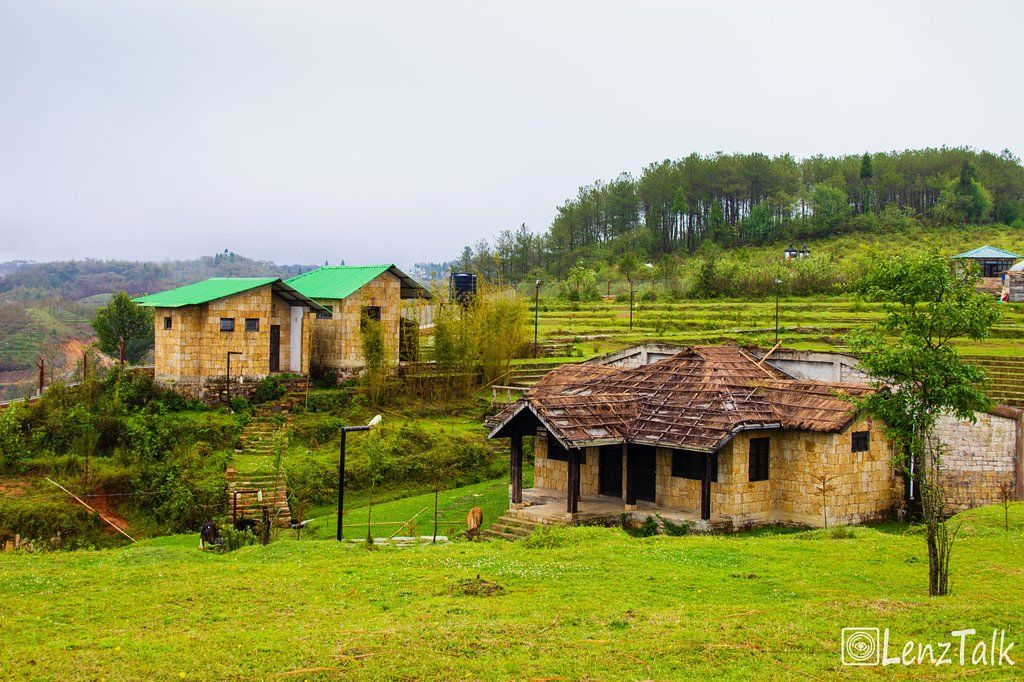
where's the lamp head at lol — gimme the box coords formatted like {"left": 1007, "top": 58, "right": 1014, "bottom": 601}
{"left": 368, "top": 414, "right": 383, "bottom": 428}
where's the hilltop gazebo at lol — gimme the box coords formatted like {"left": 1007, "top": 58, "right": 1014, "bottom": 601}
{"left": 952, "top": 245, "right": 1021, "bottom": 278}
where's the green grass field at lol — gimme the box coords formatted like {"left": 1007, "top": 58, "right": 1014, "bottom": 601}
{"left": 1, "top": 502, "right": 1021, "bottom": 680}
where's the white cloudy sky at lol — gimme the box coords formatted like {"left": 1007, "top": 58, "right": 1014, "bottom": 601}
{"left": 1, "top": 0, "right": 1021, "bottom": 268}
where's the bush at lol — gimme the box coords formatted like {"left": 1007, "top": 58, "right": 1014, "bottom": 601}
{"left": 0, "top": 498, "right": 111, "bottom": 549}
{"left": 212, "top": 526, "right": 259, "bottom": 553}
{"left": 658, "top": 515, "right": 691, "bottom": 536}
{"left": 251, "top": 377, "right": 286, "bottom": 404}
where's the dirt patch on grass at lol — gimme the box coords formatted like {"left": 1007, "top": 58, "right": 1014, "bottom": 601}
{"left": 454, "top": 575, "right": 504, "bottom": 597}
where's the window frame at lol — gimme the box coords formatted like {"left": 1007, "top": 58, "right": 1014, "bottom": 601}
{"left": 244, "top": 318, "right": 260, "bottom": 333}
{"left": 163, "top": 316, "right": 172, "bottom": 330}
{"left": 748, "top": 437, "right": 770, "bottom": 482}
{"left": 316, "top": 305, "right": 334, "bottom": 320}
{"left": 851, "top": 430, "right": 870, "bottom": 453}
{"left": 360, "top": 305, "right": 382, "bottom": 330}
{"left": 219, "top": 318, "right": 235, "bottom": 332}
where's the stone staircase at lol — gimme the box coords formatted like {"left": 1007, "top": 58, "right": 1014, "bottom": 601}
{"left": 505, "top": 359, "right": 577, "bottom": 388}
{"left": 481, "top": 511, "right": 541, "bottom": 541}
{"left": 227, "top": 403, "right": 295, "bottom": 527}
{"left": 966, "top": 355, "right": 1024, "bottom": 408}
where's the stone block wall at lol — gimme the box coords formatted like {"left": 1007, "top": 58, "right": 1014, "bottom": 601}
{"left": 310, "top": 272, "right": 402, "bottom": 372}
{"left": 935, "top": 410, "right": 1019, "bottom": 513}
{"left": 533, "top": 434, "right": 599, "bottom": 494}
{"left": 153, "top": 284, "right": 312, "bottom": 389}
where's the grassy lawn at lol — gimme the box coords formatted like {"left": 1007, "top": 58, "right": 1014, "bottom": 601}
{"left": 1, "top": 502, "right": 1021, "bottom": 680}
{"left": 303, "top": 472, "right": 529, "bottom": 541}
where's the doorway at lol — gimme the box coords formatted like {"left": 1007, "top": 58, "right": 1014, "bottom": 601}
{"left": 269, "top": 325, "right": 281, "bottom": 372}
{"left": 631, "top": 445, "right": 657, "bottom": 502}
{"left": 598, "top": 445, "right": 623, "bottom": 497}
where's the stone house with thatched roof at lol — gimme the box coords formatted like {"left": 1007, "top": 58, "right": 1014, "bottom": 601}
{"left": 489, "top": 344, "right": 1022, "bottom": 530}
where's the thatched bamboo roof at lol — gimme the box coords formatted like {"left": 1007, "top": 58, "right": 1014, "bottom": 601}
{"left": 489, "top": 344, "right": 872, "bottom": 452}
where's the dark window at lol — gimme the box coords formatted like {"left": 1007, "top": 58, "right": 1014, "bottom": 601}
{"left": 852, "top": 430, "right": 870, "bottom": 453}
{"left": 219, "top": 318, "right": 235, "bottom": 332}
{"left": 748, "top": 438, "right": 770, "bottom": 482}
{"left": 361, "top": 306, "right": 382, "bottom": 330}
{"left": 163, "top": 316, "right": 172, "bottom": 330}
{"left": 245, "top": 318, "right": 259, "bottom": 332}
{"left": 316, "top": 305, "right": 334, "bottom": 320}
{"left": 545, "top": 434, "right": 586, "bottom": 464}
{"left": 671, "top": 450, "right": 718, "bottom": 482}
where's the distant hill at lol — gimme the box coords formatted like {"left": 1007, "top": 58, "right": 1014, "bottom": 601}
{"left": 0, "top": 250, "right": 318, "bottom": 303}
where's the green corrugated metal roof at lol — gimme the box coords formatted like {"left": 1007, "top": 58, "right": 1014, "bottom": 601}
{"left": 134, "top": 278, "right": 278, "bottom": 308}
{"left": 286, "top": 264, "right": 431, "bottom": 300}
{"left": 951, "top": 245, "right": 1022, "bottom": 260}
{"left": 133, "top": 278, "right": 330, "bottom": 314}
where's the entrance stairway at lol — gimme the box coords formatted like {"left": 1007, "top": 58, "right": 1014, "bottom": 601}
{"left": 227, "top": 401, "right": 298, "bottom": 528}
{"left": 481, "top": 511, "right": 541, "bottom": 541}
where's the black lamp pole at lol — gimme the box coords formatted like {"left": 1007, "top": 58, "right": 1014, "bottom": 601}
{"left": 629, "top": 280, "right": 635, "bottom": 331}
{"left": 534, "top": 279, "right": 542, "bottom": 356}
{"left": 337, "top": 416, "right": 382, "bottom": 541}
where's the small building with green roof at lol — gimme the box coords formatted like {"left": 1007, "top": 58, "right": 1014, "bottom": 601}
{"left": 951, "top": 245, "right": 1022, "bottom": 278}
{"left": 135, "top": 277, "right": 327, "bottom": 397}
{"left": 133, "top": 265, "right": 430, "bottom": 398}
{"left": 285, "top": 264, "right": 430, "bottom": 374}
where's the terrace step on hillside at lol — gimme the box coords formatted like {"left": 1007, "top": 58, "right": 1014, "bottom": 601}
{"left": 966, "top": 355, "right": 1024, "bottom": 408}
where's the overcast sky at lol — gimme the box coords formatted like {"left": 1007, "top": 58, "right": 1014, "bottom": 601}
{"left": 1, "top": 1, "right": 1021, "bottom": 269}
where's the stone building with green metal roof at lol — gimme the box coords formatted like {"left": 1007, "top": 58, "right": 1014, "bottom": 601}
{"left": 285, "top": 264, "right": 431, "bottom": 376}
{"left": 135, "top": 278, "right": 327, "bottom": 398}
{"left": 134, "top": 265, "right": 430, "bottom": 398}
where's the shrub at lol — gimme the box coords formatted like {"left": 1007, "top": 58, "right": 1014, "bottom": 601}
{"left": 658, "top": 515, "right": 691, "bottom": 536}
{"left": 251, "top": 377, "right": 285, "bottom": 404}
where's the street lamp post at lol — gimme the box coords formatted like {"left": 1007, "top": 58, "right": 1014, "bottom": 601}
{"left": 629, "top": 280, "right": 635, "bottom": 331}
{"left": 774, "top": 278, "right": 783, "bottom": 344}
{"left": 226, "top": 351, "right": 244, "bottom": 406}
{"left": 337, "top": 415, "right": 383, "bottom": 541}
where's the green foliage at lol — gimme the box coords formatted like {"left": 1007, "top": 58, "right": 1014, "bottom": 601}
{"left": 622, "top": 515, "right": 659, "bottom": 537}
{"left": 937, "top": 161, "right": 993, "bottom": 224}
{"left": 212, "top": 526, "right": 259, "bottom": 553}
{"left": 359, "top": 315, "right": 393, "bottom": 407}
{"left": 849, "top": 252, "right": 1000, "bottom": 596}
{"left": 657, "top": 515, "right": 691, "bottom": 536}
{"left": 251, "top": 376, "right": 285, "bottom": 405}
{"left": 92, "top": 291, "right": 153, "bottom": 363}
{"left": 810, "top": 184, "right": 851, "bottom": 234}
{"left": 562, "top": 263, "right": 600, "bottom": 302}
{"left": 0, "top": 498, "right": 111, "bottom": 549}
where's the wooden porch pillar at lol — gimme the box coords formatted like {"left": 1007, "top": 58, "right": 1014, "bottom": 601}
{"left": 700, "top": 451, "right": 712, "bottom": 521}
{"left": 567, "top": 448, "right": 580, "bottom": 515}
{"left": 509, "top": 433, "right": 523, "bottom": 506}
{"left": 624, "top": 443, "right": 637, "bottom": 509}
{"left": 624, "top": 444, "right": 637, "bottom": 507}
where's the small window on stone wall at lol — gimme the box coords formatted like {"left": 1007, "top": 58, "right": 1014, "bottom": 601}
{"left": 748, "top": 438, "right": 770, "bottom": 482}
{"left": 163, "top": 316, "right": 172, "bottom": 330}
{"left": 852, "top": 430, "right": 870, "bottom": 453}
{"left": 220, "top": 318, "right": 235, "bottom": 332}
{"left": 316, "top": 305, "right": 334, "bottom": 320}
{"left": 245, "top": 318, "right": 260, "bottom": 332}
{"left": 361, "top": 306, "right": 382, "bottom": 330}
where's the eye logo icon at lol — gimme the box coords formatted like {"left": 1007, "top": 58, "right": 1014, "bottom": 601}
{"left": 842, "top": 628, "right": 880, "bottom": 666}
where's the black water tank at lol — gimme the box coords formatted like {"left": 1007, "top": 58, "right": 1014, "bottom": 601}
{"left": 450, "top": 272, "right": 477, "bottom": 305}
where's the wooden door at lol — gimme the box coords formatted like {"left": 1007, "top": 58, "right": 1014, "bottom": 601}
{"left": 598, "top": 445, "right": 623, "bottom": 497}
{"left": 269, "top": 325, "right": 280, "bottom": 373}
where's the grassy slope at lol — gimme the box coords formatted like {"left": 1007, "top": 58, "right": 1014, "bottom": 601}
{"left": 0, "top": 503, "right": 1021, "bottom": 680}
